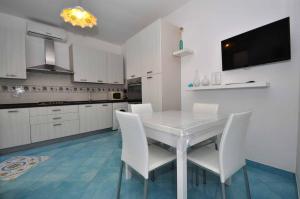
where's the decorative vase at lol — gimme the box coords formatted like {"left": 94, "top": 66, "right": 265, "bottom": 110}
{"left": 179, "top": 27, "right": 184, "bottom": 50}
{"left": 193, "top": 70, "right": 201, "bottom": 87}
{"left": 201, "top": 75, "right": 210, "bottom": 86}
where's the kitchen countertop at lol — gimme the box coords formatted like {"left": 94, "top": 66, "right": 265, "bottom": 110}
{"left": 0, "top": 100, "right": 141, "bottom": 109}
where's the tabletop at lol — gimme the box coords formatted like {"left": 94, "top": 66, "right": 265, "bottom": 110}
{"left": 139, "top": 110, "right": 228, "bottom": 136}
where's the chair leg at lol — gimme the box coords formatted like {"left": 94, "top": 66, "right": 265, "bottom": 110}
{"left": 116, "top": 161, "right": 124, "bottom": 199}
{"left": 243, "top": 166, "right": 252, "bottom": 199}
{"left": 144, "top": 179, "right": 148, "bottom": 199}
{"left": 203, "top": 170, "right": 207, "bottom": 184}
{"left": 221, "top": 183, "right": 226, "bottom": 199}
{"left": 151, "top": 171, "right": 155, "bottom": 181}
{"left": 195, "top": 168, "right": 199, "bottom": 186}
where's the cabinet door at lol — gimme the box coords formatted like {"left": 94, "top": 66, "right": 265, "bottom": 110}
{"left": 107, "top": 53, "right": 124, "bottom": 84}
{"left": 0, "top": 109, "right": 30, "bottom": 149}
{"left": 97, "top": 103, "right": 113, "bottom": 129}
{"left": 142, "top": 74, "right": 162, "bottom": 112}
{"left": 141, "top": 20, "right": 161, "bottom": 76}
{"left": 26, "top": 36, "right": 45, "bottom": 67}
{"left": 94, "top": 50, "right": 107, "bottom": 83}
{"left": 51, "top": 120, "right": 79, "bottom": 139}
{"left": 79, "top": 104, "right": 98, "bottom": 133}
{"left": 55, "top": 42, "right": 70, "bottom": 69}
{"left": 126, "top": 34, "right": 142, "bottom": 79}
{"left": 0, "top": 14, "right": 26, "bottom": 79}
{"left": 71, "top": 45, "right": 92, "bottom": 82}
{"left": 31, "top": 123, "right": 51, "bottom": 143}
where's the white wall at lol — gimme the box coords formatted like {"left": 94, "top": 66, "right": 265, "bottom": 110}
{"left": 166, "top": 0, "right": 300, "bottom": 172}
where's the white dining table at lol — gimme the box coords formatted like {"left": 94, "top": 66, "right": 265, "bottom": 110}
{"left": 125, "top": 110, "right": 228, "bottom": 199}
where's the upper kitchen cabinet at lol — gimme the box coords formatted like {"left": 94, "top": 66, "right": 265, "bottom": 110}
{"left": 126, "top": 19, "right": 181, "bottom": 111}
{"left": 0, "top": 13, "right": 26, "bottom": 79}
{"left": 70, "top": 44, "right": 99, "bottom": 83}
{"left": 125, "top": 19, "right": 161, "bottom": 79}
{"left": 125, "top": 33, "right": 142, "bottom": 79}
{"left": 26, "top": 36, "right": 70, "bottom": 69}
{"left": 71, "top": 44, "right": 107, "bottom": 83}
{"left": 107, "top": 53, "right": 124, "bottom": 84}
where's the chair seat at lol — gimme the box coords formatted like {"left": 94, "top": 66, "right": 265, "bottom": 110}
{"left": 188, "top": 146, "right": 220, "bottom": 174}
{"left": 149, "top": 145, "right": 176, "bottom": 171}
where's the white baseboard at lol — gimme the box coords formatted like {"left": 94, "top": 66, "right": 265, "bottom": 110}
{"left": 297, "top": 175, "right": 300, "bottom": 199}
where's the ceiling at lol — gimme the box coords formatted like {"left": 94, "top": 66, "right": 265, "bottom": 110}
{"left": 0, "top": 0, "right": 190, "bottom": 45}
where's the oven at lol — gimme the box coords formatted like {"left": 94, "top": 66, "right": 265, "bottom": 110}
{"left": 127, "top": 77, "right": 142, "bottom": 103}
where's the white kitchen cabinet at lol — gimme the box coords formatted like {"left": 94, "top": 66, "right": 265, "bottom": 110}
{"left": 30, "top": 105, "right": 79, "bottom": 143}
{"left": 26, "top": 36, "right": 70, "bottom": 69}
{"left": 71, "top": 45, "right": 107, "bottom": 83}
{"left": 0, "top": 109, "right": 31, "bottom": 149}
{"left": 79, "top": 103, "right": 113, "bottom": 133}
{"left": 54, "top": 42, "right": 70, "bottom": 69}
{"left": 127, "top": 19, "right": 181, "bottom": 111}
{"left": 70, "top": 45, "right": 92, "bottom": 82}
{"left": 0, "top": 13, "right": 26, "bottom": 79}
{"left": 97, "top": 103, "right": 113, "bottom": 129}
{"left": 142, "top": 74, "right": 162, "bottom": 112}
{"left": 94, "top": 49, "right": 107, "bottom": 83}
{"left": 79, "top": 104, "right": 99, "bottom": 133}
{"left": 141, "top": 20, "right": 161, "bottom": 76}
{"left": 31, "top": 120, "right": 79, "bottom": 142}
{"left": 125, "top": 33, "right": 142, "bottom": 79}
{"left": 107, "top": 53, "right": 124, "bottom": 84}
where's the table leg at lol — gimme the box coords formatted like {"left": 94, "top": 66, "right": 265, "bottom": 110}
{"left": 125, "top": 163, "right": 132, "bottom": 180}
{"left": 176, "top": 137, "right": 188, "bottom": 199}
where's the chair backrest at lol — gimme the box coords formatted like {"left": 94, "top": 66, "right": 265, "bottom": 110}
{"left": 193, "top": 103, "right": 219, "bottom": 114}
{"left": 116, "top": 111, "right": 149, "bottom": 179}
{"left": 219, "top": 112, "right": 252, "bottom": 183}
{"left": 131, "top": 103, "right": 153, "bottom": 115}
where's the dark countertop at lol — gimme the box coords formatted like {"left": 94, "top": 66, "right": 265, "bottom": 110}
{"left": 0, "top": 99, "right": 141, "bottom": 109}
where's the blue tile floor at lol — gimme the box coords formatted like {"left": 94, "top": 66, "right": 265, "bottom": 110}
{"left": 0, "top": 131, "right": 298, "bottom": 199}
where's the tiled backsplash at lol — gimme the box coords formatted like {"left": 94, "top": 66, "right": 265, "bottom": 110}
{"left": 0, "top": 72, "right": 125, "bottom": 104}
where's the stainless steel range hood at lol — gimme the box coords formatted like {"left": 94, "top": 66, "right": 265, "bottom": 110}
{"left": 27, "top": 39, "right": 73, "bottom": 74}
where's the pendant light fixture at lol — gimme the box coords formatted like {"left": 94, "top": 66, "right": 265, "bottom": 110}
{"left": 60, "top": 0, "right": 97, "bottom": 28}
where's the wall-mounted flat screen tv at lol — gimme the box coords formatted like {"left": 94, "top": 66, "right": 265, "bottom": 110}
{"left": 221, "top": 17, "right": 291, "bottom": 71}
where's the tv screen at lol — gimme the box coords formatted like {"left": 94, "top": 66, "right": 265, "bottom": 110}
{"left": 221, "top": 17, "right": 291, "bottom": 71}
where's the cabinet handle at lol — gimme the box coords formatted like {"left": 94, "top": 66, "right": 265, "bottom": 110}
{"left": 97, "top": 80, "right": 103, "bottom": 83}
{"left": 53, "top": 123, "right": 62, "bottom": 126}
{"left": 53, "top": 117, "right": 62, "bottom": 120}
{"left": 85, "top": 105, "right": 92, "bottom": 108}
{"left": 102, "top": 104, "right": 108, "bottom": 107}
{"left": 6, "top": 74, "right": 17, "bottom": 77}
{"left": 8, "top": 110, "right": 19, "bottom": 113}
{"left": 80, "top": 79, "right": 87, "bottom": 82}
{"left": 52, "top": 109, "right": 61, "bottom": 112}
{"left": 114, "top": 81, "right": 119, "bottom": 84}
{"left": 147, "top": 76, "right": 153, "bottom": 79}
{"left": 147, "top": 71, "right": 153, "bottom": 74}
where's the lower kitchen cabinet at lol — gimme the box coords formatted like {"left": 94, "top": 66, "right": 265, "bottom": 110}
{"left": 97, "top": 103, "right": 113, "bottom": 129}
{"left": 0, "top": 103, "right": 114, "bottom": 149}
{"left": 31, "top": 120, "right": 79, "bottom": 143}
{"left": 0, "top": 108, "right": 31, "bottom": 149}
{"left": 79, "top": 103, "right": 113, "bottom": 133}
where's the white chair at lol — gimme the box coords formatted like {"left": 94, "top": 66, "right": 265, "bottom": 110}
{"left": 193, "top": 103, "right": 219, "bottom": 150}
{"left": 188, "top": 112, "right": 252, "bottom": 199}
{"left": 116, "top": 111, "right": 176, "bottom": 199}
{"left": 193, "top": 103, "right": 219, "bottom": 115}
{"left": 130, "top": 103, "right": 153, "bottom": 115}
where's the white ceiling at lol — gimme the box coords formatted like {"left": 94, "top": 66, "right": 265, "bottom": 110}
{"left": 0, "top": 0, "right": 190, "bottom": 45}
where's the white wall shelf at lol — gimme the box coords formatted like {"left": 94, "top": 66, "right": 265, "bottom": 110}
{"left": 187, "top": 82, "right": 270, "bottom": 91}
{"left": 173, "top": 49, "right": 194, "bottom": 57}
